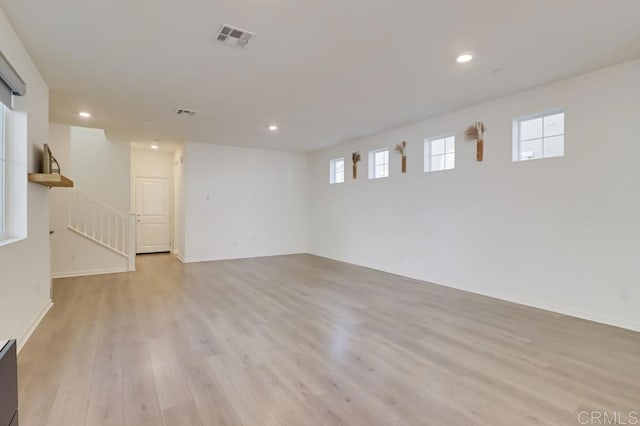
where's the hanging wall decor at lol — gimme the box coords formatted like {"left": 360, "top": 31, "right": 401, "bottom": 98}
{"left": 352, "top": 151, "right": 361, "bottom": 179}
{"left": 465, "top": 122, "right": 486, "bottom": 162}
{"left": 394, "top": 141, "right": 407, "bottom": 173}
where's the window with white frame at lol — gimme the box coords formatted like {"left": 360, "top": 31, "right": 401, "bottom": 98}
{"left": 514, "top": 111, "right": 564, "bottom": 161}
{"left": 424, "top": 135, "right": 455, "bottom": 172}
{"left": 329, "top": 157, "right": 344, "bottom": 184}
{"left": 368, "top": 148, "right": 389, "bottom": 179}
{"left": 0, "top": 105, "right": 4, "bottom": 239}
{"left": 0, "top": 50, "right": 27, "bottom": 245}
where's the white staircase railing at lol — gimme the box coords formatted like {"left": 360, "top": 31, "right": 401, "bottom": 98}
{"left": 68, "top": 188, "right": 136, "bottom": 271}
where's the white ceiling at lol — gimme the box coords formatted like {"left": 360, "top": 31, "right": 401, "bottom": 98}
{"left": 130, "top": 141, "right": 181, "bottom": 154}
{"left": 2, "top": 0, "right": 640, "bottom": 152}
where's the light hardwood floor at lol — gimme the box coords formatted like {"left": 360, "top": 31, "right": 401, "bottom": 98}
{"left": 17, "top": 254, "right": 640, "bottom": 426}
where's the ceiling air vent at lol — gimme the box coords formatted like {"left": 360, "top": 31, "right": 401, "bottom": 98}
{"left": 175, "top": 108, "right": 196, "bottom": 117}
{"left": 216, "top": 24, "right": 256, "bottom": 48}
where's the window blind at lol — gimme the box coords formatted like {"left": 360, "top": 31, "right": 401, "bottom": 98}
{"left": 0, "top": 50, "right": 26, "bottom": 109}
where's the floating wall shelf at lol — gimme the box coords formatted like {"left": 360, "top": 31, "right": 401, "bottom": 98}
{"left": 28, "top": 173, "right": 74, "bottom": 188}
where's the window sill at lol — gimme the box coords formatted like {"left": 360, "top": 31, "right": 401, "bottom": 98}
{"left": 424, "top": 168, "right": 456, "bottom": 173}
{"left": 0, "top": 236, "right": 26, "bottom": 248}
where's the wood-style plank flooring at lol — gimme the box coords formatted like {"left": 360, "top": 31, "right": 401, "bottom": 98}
{"left": 17, "top": 254, "right": 640, "bottom": 425}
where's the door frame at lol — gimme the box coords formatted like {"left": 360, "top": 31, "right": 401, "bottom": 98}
{"left": 134, "top": 176, "right": 173, "bottom": 254}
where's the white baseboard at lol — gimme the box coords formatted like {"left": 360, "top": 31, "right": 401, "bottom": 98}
{"left": 181, "top": 251, "right": 306, "bottom": 264}
{"left": 503, "top": 297, "right": 640, "bottom": 333}
{"left": 18, "top": 300, "right": 53, "bottom": 354}
{"left": 309, "top": 252, "right": 640, "bottom": 333}
{"left": 175, "top": 253, "right": 186, "bottom": 263}
{"left": 52, "top": 266, "right": 128, "bottom": 279}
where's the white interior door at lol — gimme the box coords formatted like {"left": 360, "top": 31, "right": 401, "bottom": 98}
{"left": 136, "top": 177, "right": 171, "bottom": 254}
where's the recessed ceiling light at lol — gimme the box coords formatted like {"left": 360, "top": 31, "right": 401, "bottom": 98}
{"left": 456, "top": 53, "right": 473, "bottom": 63}
{"left": 78, "top": 112, "right": 91, "bottom": 118}
{"left": 151, "top": 145, "right": 159, "bottom": 150}
{"left": 268, "top": 124, "right": 279, "bottom": 132}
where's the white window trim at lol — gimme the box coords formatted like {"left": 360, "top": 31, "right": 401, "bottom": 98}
{"left": 329, "top": 157, "right": 345, "bottom": 184}
{"left": 424, "top": 134, "right": 455, "bottom": 172}
{"left": 0, "top": 104, "right": 28, "bottom": 246}
{"left": 368, "top": 148, "right": 389, "bottom": 180}
{"left": 0, "top": 105, "right": 5, "bottom": 241}
{"left": 512, "top": 109, "right": 565, "bottom": 162}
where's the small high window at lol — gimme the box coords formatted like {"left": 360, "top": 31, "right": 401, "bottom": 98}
{"left": 424, "top": 135, "right": 455, "bottom": 172}
{"left": 368, "top": 148, "right": 389, "bottom": 179}
{"left": 329, "top": 157, "right": 344, "bottom": 184}
{"left": 514, "top": 111, "right": 564, "bottom": 161}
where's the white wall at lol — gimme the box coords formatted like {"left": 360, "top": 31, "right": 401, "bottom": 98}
{"left": 182, "top": 142, "right": 308, "bottom": 262}
{"left": 0, "top": 7, "right": 52, "bottom": 347}
{"left": 309, "top": 59, "right": 640, "bottom": 332}
{"left": 71, "top": 127, "right": 130, "bottom": 214}
{"left": 48, "top": 124, "right": 129, "bottom": 277}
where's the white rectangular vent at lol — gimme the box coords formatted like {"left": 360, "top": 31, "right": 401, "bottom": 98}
{"left": 175, "top": 108, "right": 196, "bottom": 117}
{"left": 216, "top": 24, "right": 256, "bottom": 48}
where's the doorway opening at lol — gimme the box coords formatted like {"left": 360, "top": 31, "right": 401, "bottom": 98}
{"left": 130, "top": 142, "right": 183, "bottom": 257}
